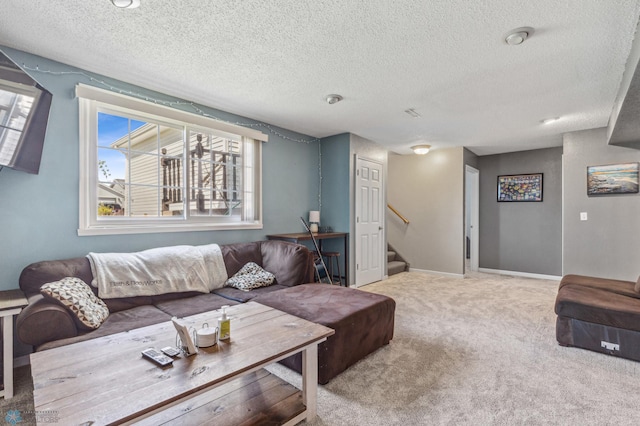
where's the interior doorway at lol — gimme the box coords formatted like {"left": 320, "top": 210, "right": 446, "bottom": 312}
{"left": 465, "top": 165, "right": 480, "bottom": 273}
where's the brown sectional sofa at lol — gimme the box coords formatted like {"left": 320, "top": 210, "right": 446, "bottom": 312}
{"left": 17, "top": 240, "right": 396, "bottom": 383}
{"left": 18, "top": 240, "right": 314, "bottom": 351}
{"left": 555, "top": 274, "right": 640, "bottom": 361}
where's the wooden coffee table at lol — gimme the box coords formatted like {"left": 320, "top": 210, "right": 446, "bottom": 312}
{"left": 30, "top": 302, "right": 334, "bottom": 425}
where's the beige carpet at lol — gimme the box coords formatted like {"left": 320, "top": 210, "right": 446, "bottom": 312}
{"left": 3, "top": 271, "right": 640, "bottom": 425}
{"left": 268, "top": 271, "right": 640, "bottom": 425}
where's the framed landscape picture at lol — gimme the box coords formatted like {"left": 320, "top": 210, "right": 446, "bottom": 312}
{"left": 497, "top": 173, "right": 543, "bottom": 202}
{"left": 587, "top": 162, "right": 639, "bottom": 195}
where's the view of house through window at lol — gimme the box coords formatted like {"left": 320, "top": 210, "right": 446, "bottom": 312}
{"left": 97, "top": 111, "right": 249, "bottom": 221}
{"left": 77, "top": 85, "right": 263, "bottom": 235}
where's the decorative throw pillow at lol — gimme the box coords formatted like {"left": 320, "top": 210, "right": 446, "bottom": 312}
{"left": 225, "top": 262, "right": 275, "bottom": 291}
{"left": 41, "top": 277, "right": 109, "bottom": 330}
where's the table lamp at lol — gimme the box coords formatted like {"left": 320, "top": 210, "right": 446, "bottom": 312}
{"left": 309, "top": 211, "right": 320, "bottom": 233}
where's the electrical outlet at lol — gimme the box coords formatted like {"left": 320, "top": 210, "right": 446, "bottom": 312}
{"left": 580, "top": 212, "right": 588, "bottom": 221}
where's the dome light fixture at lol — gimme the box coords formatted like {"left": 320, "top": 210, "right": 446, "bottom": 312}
{"left": 411, "top": 144, "right": 431, "bottom": 155}
{"left": 111, "top": 0, "right": 140, "bottom": 9}
{"left": 325, "top": 94, "right": 343, "bottom": 104}
{"left": 504, "top": 27, "right": 534, "bottom": 45}
{"left": 541, "top": 117, "right": 560, "bottom": 125}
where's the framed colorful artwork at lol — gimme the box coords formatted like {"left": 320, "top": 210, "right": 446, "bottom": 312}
{"left": 587, "top": 162, "right": 639, "bottom": 195}
{"left": 497, "top": 173, "right": 543, "bottom": 202}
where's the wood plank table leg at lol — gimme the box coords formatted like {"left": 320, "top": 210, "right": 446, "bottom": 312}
{"left": 2, "top": 315, "right": 14, "bottom": 399}
{"left": 302, "top": 343, "right": 319, "bottom": 420}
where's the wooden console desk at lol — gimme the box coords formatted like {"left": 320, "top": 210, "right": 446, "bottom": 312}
{"left": 266, "top": 232, "right": 349, "bottom": 286}
{"left": 0, "top": 289, "right": 28, "bottom": 399}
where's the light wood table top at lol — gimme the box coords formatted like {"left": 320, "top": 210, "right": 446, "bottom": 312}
{"left": 31, "top": 302, "right": 334, "bottom": 425}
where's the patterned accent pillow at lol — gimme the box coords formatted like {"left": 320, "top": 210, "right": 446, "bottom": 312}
{"left": 41, "top": 277, "right": 109, "bottom": 330}
{"left": 225, "top": 262, "right": 275, "bottom": 291}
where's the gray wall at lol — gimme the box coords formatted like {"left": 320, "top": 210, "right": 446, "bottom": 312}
{"left": 387, "top": 147, "right": 465, "bottom": 275}
{"left": 563, "top": 128, "right": 640, "bottom": 281}
{"left": 0, "top": 47, "right": 320, "bottom": 291}
{"left": 477, "top": 147, "right": 563, "bottom": 276}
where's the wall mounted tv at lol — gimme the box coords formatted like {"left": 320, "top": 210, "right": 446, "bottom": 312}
{"left": 0, "top": 51, "right": 52, "bottom": 174}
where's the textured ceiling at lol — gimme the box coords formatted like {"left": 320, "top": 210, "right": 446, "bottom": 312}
{"left": 1, "top": 0, "right": 640, "bottom": 155}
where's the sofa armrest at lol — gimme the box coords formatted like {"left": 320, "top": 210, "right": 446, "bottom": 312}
{"left": 16, "top": 294, "right": 79, "bottom": 348}
{"left": 261, "top": 241, "right": 315, "bottom": 286}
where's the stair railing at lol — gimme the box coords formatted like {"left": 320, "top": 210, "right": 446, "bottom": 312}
{"left": 387, "top": 204, "right": 409, "bottom": 224}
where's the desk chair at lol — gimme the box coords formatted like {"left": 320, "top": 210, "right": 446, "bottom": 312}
{"left": 322, "top": 252, "right": 342, "bottom": 286}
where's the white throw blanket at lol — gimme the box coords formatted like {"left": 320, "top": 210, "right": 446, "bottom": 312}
{"left": 87, "top": 244, "right": 228, "bottom": 299}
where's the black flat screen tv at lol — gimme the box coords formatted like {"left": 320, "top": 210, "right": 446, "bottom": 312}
{"left": 0, "top": 51, "right": 52, "bottom": 174}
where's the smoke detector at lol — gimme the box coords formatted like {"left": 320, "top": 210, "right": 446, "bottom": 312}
{"left": 325, "top": 94, "right": 343, "bottom": 104}
{"left": 111, "top": 0, "right": 140, "bottom": 9}
{"left": 504, "top": 27, "right": 534, "bottom": 45}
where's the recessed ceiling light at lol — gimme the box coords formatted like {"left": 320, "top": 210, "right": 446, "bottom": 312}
{"left": 541, "top": 117, "right": 560, "bottom": 124}
{"left": 325, "top": 94, "right": 343, "bottom": 104}
{"left": 111, "top": 0, "right": 140, "bottom": 9}
{"left": 504, "top": 27, "right": 534, "bottom": 45}
{"left": 411, "top": 144, "right": 431, "bottom": 155}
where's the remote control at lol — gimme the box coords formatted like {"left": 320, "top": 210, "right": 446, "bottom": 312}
{"left": 161, "top": 346, "right": 181, "bottom": 357}
{"left": 141, "top": 348, "right": 173, "bottom": 366}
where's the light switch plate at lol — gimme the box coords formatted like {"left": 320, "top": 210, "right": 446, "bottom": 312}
{"left": 580, "top": 212, "right": 588, "bottom": 221}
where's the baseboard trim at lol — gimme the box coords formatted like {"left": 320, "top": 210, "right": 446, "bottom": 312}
{"left": 15, "top": 354, "right": 30, "bottom": 368}
{"left": 478, "top": 268, "right": 561, "bottom": 281}
{"left": 409, "top": 268, "right": 464, "bottom": 279}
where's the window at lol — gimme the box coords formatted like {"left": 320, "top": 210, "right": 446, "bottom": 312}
{"left": 77, "top": 84, "right": 266, "bottom": 235}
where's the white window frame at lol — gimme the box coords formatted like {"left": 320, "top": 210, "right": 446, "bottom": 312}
{"left": 77, "top": 84, "right": 266, "bottom": 236}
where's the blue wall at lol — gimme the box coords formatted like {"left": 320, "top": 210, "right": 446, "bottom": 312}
{"left": 0, "top": 47, "right": 320, "bottom": 291}
{"left": 318, "top": 133, "right": 351, "bottom": 279}
{"left": 320, "top": 133, "right": 350, "bottom": 233}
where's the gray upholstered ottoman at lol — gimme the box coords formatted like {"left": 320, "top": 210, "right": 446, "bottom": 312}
{"left": 253, "top": 283, "right": 395, "bottom": 384}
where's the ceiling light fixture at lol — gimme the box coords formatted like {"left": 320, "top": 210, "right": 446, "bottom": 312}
{"left": 325, "top": 94, "right": 343, "bottom": 104}
{"left": 405, "top": 108, "right": 421, "bottom": 118}
{"left": 541, "top": 117, "right": 560, "bottom": 125}
{"left": 111, "top": 0, "right": 140, "bottom": 9}
{"left": 411, "top": 144, "right": 431, "bottom": 155}
{"left": 504, "top": 27, "right": 534, "bottom": 45}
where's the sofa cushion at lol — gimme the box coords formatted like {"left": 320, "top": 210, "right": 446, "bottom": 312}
{"left": 37, "top": 305, "right": 171, "bottom": 351}
{"left": 260, "top": 240, "right": 315, "bottom": 287}
{"left": 153, "top": 293, "right": 239, "bottom": 318}
{"left": 559, "top": 274, "right": 640, "bottom": 299}
{"left": 225, "top": 262, "right": 275, "bottom": 291}
{"left": 213, "top": 284, "right": 289, "bottom": 303}
{"left": 20, "top": 257, "right": 94, "bottom": 298}
{"left": 253, "top": 284, "right": 396, "bottom": 384}
{"left": 40, "top": 277, "right": 109, "bottom": 331}
{"left": 555, "top": 284, "right": 640, "bottom": 332}
{"left": 221, "top": 242, "right": 263, "bottom": 277}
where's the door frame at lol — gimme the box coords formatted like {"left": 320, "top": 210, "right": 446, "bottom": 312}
{"left": 465, "top": 165, "right": 480, "bottom": 272}
{"left": 354, "top": 155, "right": 385, "bottom": 287}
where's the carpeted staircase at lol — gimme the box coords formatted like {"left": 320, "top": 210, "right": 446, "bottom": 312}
{"left": 387, "top": 244, "right": 408, "bottom": 276}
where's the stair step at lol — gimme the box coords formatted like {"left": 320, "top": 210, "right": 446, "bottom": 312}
{"left": 387, "top": 250, "right": 396, "bottom": 262}
{"left": 388, "top": 260, "right": 406, "bottom": 276}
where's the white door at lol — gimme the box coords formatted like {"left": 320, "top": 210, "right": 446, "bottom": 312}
{"left": 465, "top": 165, "right": 480, "bottom": 272}
{"left": 355, "top": 157, "right": 384, "bottom": 286}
